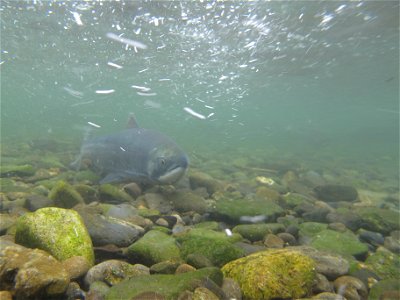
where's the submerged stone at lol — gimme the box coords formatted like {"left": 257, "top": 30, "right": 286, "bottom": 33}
{"left": 0, "top": 245, "right": 69, "bottom": 299}
{"left": 48, "top": 180, "right": 84, "bottom": 208}
{"left": 127, "top": 230, "right": 181, "bottom": 266}
{"left": 213, "top": 196, "right": 284, "bottom": 223}
{"left": 99, "top": 184, "right": 135, "bottom": 203}
{"left": 0, "top": 164, "right": 36, "bottom": 177}
{"left": 15, "top": 207, "right": 94, "bottom": 266}
{"left": 222, "top": 249, "right": 316, "bottom": 300}
{"left": 177, "top": 228, "right": 244, "bottom": 267}
{"left": 105, "top": 267, "right": 223, "bottom": 300}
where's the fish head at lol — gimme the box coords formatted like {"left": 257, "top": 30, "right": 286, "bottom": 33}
{"left": 147, "top": 145, "right": 189, "bottom": 184}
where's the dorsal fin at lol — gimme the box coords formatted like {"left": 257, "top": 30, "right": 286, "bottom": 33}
{"left": 127, "top": 113, "right": 140, "bottom": 128}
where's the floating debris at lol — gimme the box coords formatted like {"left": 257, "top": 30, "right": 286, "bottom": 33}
{"left": 95, "top": 89, "right": 115, "bottom": 94}
{"left": 106, "top": 32, "right": 147, "bottom": 50}
{"left": 87, "top": 121, "right": 101, "bottom": 128}
{"left": 107, "top": 62, "right": 123, "bottom": 69}
{"left": 183, "top": 107, "right": 206, "bottom": 120}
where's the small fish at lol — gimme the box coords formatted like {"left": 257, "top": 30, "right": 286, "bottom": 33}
{"left": 71, "top": 114, "right": 188, "bottom": 185}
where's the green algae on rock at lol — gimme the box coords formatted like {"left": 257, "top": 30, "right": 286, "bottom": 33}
{"left": 127, "top": 230, "right": 181, "bottom": 266}
{"left": 213, "top": 196, "right": 284, "bottom": 223}
{"left": 48, "top": 180, "right": 84, "bottom": 208}
{"left": 232, "top": 223, "right": 285, "bottom": 242}
{"left": 0, "top": 245, "right": 70, "bottom": 299}
{"left": 177, "top": 228, "right": 244, "bottom": 267}
{"left": 99, "top": 184, "right": 135, "bottom": 203}
{"left": 0, "top": 164, "right": 36, "bottom": 177}
{"left": 356, "top": 207, "right": 400, "bottom": 235}
{"left": 15, "top": 207, "right": 94, "bottom": 266}
{"left": 364, "top": 247, "right": 400, "bottom": 279}
{"left": 221, "top": 249, "right": 316, "bottom": 300}
{"left": 105, "top": 267, "right": 223, "bottom": 300}
{"left": 308, "top": 229, "right": 369, "bottom": 259}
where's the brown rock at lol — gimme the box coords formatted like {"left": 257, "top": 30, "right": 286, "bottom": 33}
{"left": 0, "top": 246, "right": 69, "bottom": 299}
{"left": 62, "top": 256, "right": 91, "bottom": 280}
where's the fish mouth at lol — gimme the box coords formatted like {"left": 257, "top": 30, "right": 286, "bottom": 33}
{"left": 156, "top": 166, "right": 187, "bottom": 184}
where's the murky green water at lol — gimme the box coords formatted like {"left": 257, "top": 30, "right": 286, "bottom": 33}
{"left": 1, "top": 1, "right": 399, "bottom": 186}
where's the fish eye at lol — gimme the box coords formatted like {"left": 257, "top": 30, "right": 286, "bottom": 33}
{"left": 160, "top": 158, "right": 166, "bottom": 165}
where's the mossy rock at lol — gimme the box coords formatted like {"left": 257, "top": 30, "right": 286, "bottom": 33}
{"left": 73, "top": 170, "right": 100, "bottom": 183}
{"left": 368, "top": 278, "right": 400, "bottom": 300}
{"left": 309, "top": 229, "right": 368, "bottom": 259}
{"left": 0, "top": 178, "right": 30, "bottom": 192}
{"left": 232, "top": 223, "right": 285, "bottom": 242}
{"left": 0, "top": 164, "right": 36, "bottom": 177}
{"left": 106, "top": 267, "right": 222, "bottom": 300}
{"left": 15, "top": 207, "right": 94, "bottom": 266}
{"left": 213, "top": 197, "right": 284, "bottom": 223}
{"left": 127, "top": 230, "right": 181, "bottom": 266}
{"left": 281, "top": 193, "right": 313, "bottom": 209}
{"left": 177, "top": 228, "right": 244, "bottom": 267}
{"left": 356, "top": 207, "right": 400, "bottom": 235}
{"left": 166, "top": 190, "right": 208, "bottom": 214}
{"left": 137, "top": 208, "right": 160, "bottom": 218}
{"left": 222, "top": 249, "right": 316, "bottom": 300}
{"left": 299, "top": 222, "right": 328, "bottom": 237}
{"left": 194, "top": 221, "right": 220, "bottom": 231}
{"left": 99, "top": 184, "right": 134, "bottom": 204}
{"left": 365, "top": 248, "right": 400, "bottom": 279}
{"left": 48, "top": 180, "right": 84, "bottom": 208}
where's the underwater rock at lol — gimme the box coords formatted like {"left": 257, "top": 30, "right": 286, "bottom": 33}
{"left": 0, "top": 178, "right": 31, "bottom": 193}
{"left": 356, "top": 207, "right": 400, "bottom": 235}
{"left": 288, "top": 246, "right": 349, "bottom": 280}
{"left": 186, "top": 253, "right": 214, "bottom": 269}
{"left": 305, "top": 228, "right": 369, "bottom": 260}
{"left": 280, "top": 192, "right": 314, "bottom": 209}
{"left": 334, "top": 275, "right": 368, "bottom": 300}
{"left": 98, "top": 184, "right": 134, "bottom": 203}
{"left": 62, "top": 256, "right": 91, "bottom": 281}
{"left": 74, "top": 204, "right": 144, "bottom": 247}
{"left": 313, "top": 273, "right": 334, "bottom": 294}
{"left": 312, "top": 292, "right": 346, "bottom": 299}
{"left": 189, "top": 171, "right": 224, "bottom": 195}
{"left": 175, "top": 263, "right": 196, "bottom": 274}
{"left": 358, "top": 229, "right": 384, "bottom": 249}
{"left": 123, "top": 182, "right": 142, "bottom": 198}
{"left": 24, "top": 194, "right": 54, "bottom": 211}
{"left": 48, "top": 180, "right": 84, "bottom": 208}
{"left": 326, "top": 209, "right": 364, "bottom": 231}
{"left": 84, "top": 260, "right": 148, "bottom": 288}
{"left": 143, "top": 192, "right": 173, "bottom": 214}
{"left": 368, "top": 278, "right": 400, "bottom": 300}
{"left": 15, "top": 207, "right": 94, "bottom": 266}
{"left": 314, "top": 184, "right": 358, "bottom": 202}
{"left": 364, "top": 246, "right": 400, "bottom": 279}
{"left": 105, "top": 267, "right": 223, "bottom": 300}
{"left": 213, "top": 196, "right": 284, "bottom": 223}
{"left": 0, "top": 245, "right": 69, "bottom": 299}
{"left": 150, "top": 260, "right": 181, "bottom": 274}
{"left": 87, "top": 281, "right": 110, "bottom": 300}
{"left": 0, "top": 164, "right": 36, "bottom": 177}
{"left": 221, "top": 248, "right": 315, "bottom": 300}
{"left": 232, "top": 223, "right": 285, "bottom": 242}
{"left": 166, "top": 190, "right": 208, "bottom": 214}
{"left": 384, "top": 233, "right": 400, "bottom": 254}
{"left": 74, "top": 184, "right": 98, "bottom": 204}
{"left": 221, "top": 278, "right": 242, "bottom": 300}
{"left": 0, "top": 214, "right": 17, "bottom": 234}
{"left": 127, "top": 230, "right": 181, "bottom": 266}
{"left": 263, "top": 233, "right": 284, "bottom": 248}
{"left": 177, "top": 228, "right": 244, "bottom": 267}
{"left": 255, "top": 186, "right": 281, "bottom": 202}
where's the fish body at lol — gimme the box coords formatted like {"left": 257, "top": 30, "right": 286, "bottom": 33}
{"left": 72, "top": 127, "right": 188, "bottom": 185}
